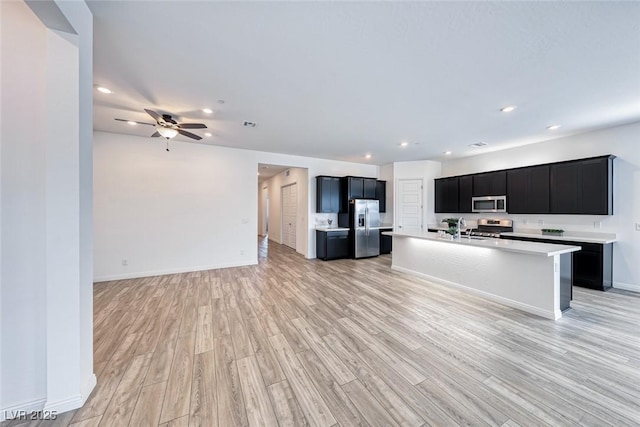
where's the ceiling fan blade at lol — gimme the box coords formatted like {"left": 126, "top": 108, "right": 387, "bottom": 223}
{"left": 151, "top": 131, "right": 161, "bottom": 137}
{"left": 114, "top": 118, "right": 155, "bottom": 126}
{"left": 144, "top": 109, "right": 162, "bottom": 122}
{"left": 178, "top": 129, "right": 202, "bottom": 140}
{"left": 178, "top": 123, "right": 207, "bottom": 129}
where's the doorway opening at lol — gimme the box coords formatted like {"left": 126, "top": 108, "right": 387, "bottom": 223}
{"left": 257, "top": 164, "right": 309, "bottom": 259}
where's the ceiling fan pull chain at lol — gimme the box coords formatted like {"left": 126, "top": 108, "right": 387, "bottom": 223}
{"left": 166, "top": 139, "right": 170, "bottom": 152}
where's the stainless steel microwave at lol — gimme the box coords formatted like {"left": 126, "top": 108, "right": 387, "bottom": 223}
{"left": 472, "top": 195, "right": 507, "bottom": 213}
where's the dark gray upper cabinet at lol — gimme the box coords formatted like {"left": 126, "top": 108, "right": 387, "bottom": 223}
{"left": 435, "top": 177, "right": 459, "bottom": 213}
{"left": 550, "top": 156, "right": 613, "bottom": 215}
{"left": 316, "top": 176, "right": 341, "bottom": 213}
{"left": 376, "top": 180, "right": 387, "bottom": 212}
{"left": 363, "top": 178, "right": 377, "bottom": 199}
{"left": 507, "top": 165, "right": 550, "bottom": 214}
{"left": 472, "top": 171, "right": 506, "bottom": 196}
{"left": 341, "top": 176, "right": 380, "bottom": 212}
{"left": 458, "top": 175, "right": 473, "bottom": 213}
{"left": 344, "top": 177, "right": 364, "bottom": 200}
{"left": 434, "top": 154, "right": 613, "bottom": 216}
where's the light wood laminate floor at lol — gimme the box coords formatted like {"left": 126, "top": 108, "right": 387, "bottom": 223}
{"left": 4, "top": 236, "right": 640, "bottom": 426}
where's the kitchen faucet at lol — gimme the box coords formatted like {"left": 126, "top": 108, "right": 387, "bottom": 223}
{"left": 457, "top": 217, "right": 466, "bottom": 240}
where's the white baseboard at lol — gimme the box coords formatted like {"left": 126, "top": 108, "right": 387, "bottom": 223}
{"left": 392, "top": 265, "right": 560, "bottom": 320}
{"left": 94, "top": 260, "right": 258, "bottom": 282}
{"left": 1, "top": 397, "right": 46, "bottom": 422}
{"left": 43, "top": 373, "right": 96, "bottom": 414}
{"left": 613, "top": 281, "right": 640, "bottom": 293}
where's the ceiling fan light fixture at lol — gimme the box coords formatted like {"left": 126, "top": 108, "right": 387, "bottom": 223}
{"left": 500, "top": 105, "right": 517, "bottom": 113}
{"left": 157, "top": 126, "right": 178, "bottom": 139}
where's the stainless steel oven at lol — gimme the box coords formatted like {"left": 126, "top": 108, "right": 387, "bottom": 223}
{"left": 472, "top": 195, "right": 507, "bottom": 213}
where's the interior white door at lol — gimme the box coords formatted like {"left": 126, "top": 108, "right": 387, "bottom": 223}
{"left": 397, "top": 179, "right": 423, "bottom": 231}
{"left": 281, "top": 183, "right": 297, "bottom": 249}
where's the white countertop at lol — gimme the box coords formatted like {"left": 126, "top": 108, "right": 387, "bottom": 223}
{"left": 315, "top": 226, "right": 350, "bottom": 232}
{"left": 384, "top": 230, "right": 581, "bottom": 257}
{"left": 502, "top": 231, "right": 617, "bottom": 244}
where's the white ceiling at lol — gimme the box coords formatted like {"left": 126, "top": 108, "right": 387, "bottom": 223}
{"left": 88, "top": 1, "right": 640, "bottom": 165}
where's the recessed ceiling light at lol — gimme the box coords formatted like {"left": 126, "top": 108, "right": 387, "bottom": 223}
{"left": 469, "top": 142, "right": 488, "bottom": 148}
{"left": 365, "top": 154, "right": 372, "bottom": 159}
{"left": 204, "top": 132, "right": 212, "bottom": 137}
{"left": 202, "top": 108, "right": 213, "bottom": 114}
{"left": 400, "top": 141, "right": 409, "bottom": 147}
{"left": 127, "top": 121, "right": 137, "bottom": 125}
{"left": 547, "top": 125, "right": 561, "bottom": 130}
{"left": 96, "top": 86, "right": 112, "bottom": 94}
{"left": 500, "top": 105, "right": 517, "bottom": 113}
{"left": 444, "top": 151, "right": 452, "bottom": 155}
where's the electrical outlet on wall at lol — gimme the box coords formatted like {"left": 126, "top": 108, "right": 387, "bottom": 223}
{"left": 240, "top": 250, "right": 245, "bottom": 255}
{"left": 594, "top": 221, "right": 602, "bottom": 229}
{"left": 122, "top": 259, "right": 128, "bottom": 266}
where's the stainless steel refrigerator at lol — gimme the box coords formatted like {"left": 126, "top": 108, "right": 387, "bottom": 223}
{"left": 340, "top": 199, "right": 380, "bottom": 258}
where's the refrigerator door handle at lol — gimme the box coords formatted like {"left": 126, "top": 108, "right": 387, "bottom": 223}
{"left": 365, "top": 207, "right": 369, "bottom": 236}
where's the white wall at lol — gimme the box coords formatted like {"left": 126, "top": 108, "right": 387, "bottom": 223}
{"left": 1, "top": 2, "right": 48, "bottom": 413}
{"left": 261, "top": 168, "right": 309, "bottom": 255}
{"left": 393, "top": 160, "right": 442, "bottom": 228}
{"left": 94, "top": 131, "right": 377, "bottom": 280}
{"left": 94, "top": 132, "right": 260, "bottom": 280}
{"left": 439, "top": 122, "right": 640, "bottom": 291}
{"left": 1, "top": 0, "right": 94, "bottom": 419}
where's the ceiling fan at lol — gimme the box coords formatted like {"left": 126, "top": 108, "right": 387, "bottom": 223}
{"left": 115, "top": 109, "right": 207, "bottom": 150}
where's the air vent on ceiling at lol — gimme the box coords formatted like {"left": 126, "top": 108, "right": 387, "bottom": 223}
{"left": 243, "top": 121, "right": 257, "bottom": 127}
{"left": 468, "top": 142, "right": 488, "bottom": 148}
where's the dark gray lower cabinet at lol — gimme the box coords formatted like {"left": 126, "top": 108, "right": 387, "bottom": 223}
{"left": 500, "top": 235, "right": 613, "bottom": 291}
{"left": 379, "top": 228, "right": 392, "bottom": 254}
{"left": 316, "top": 230, "right": 349, "bottom": 260}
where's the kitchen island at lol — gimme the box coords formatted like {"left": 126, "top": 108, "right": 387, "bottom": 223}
{"left": 384, "top": 230, "right": 581, "bottom": 319}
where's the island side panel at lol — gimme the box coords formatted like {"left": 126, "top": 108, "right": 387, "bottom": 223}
{"left": 391, "top": 236, "right": 561, "bottom": 319}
